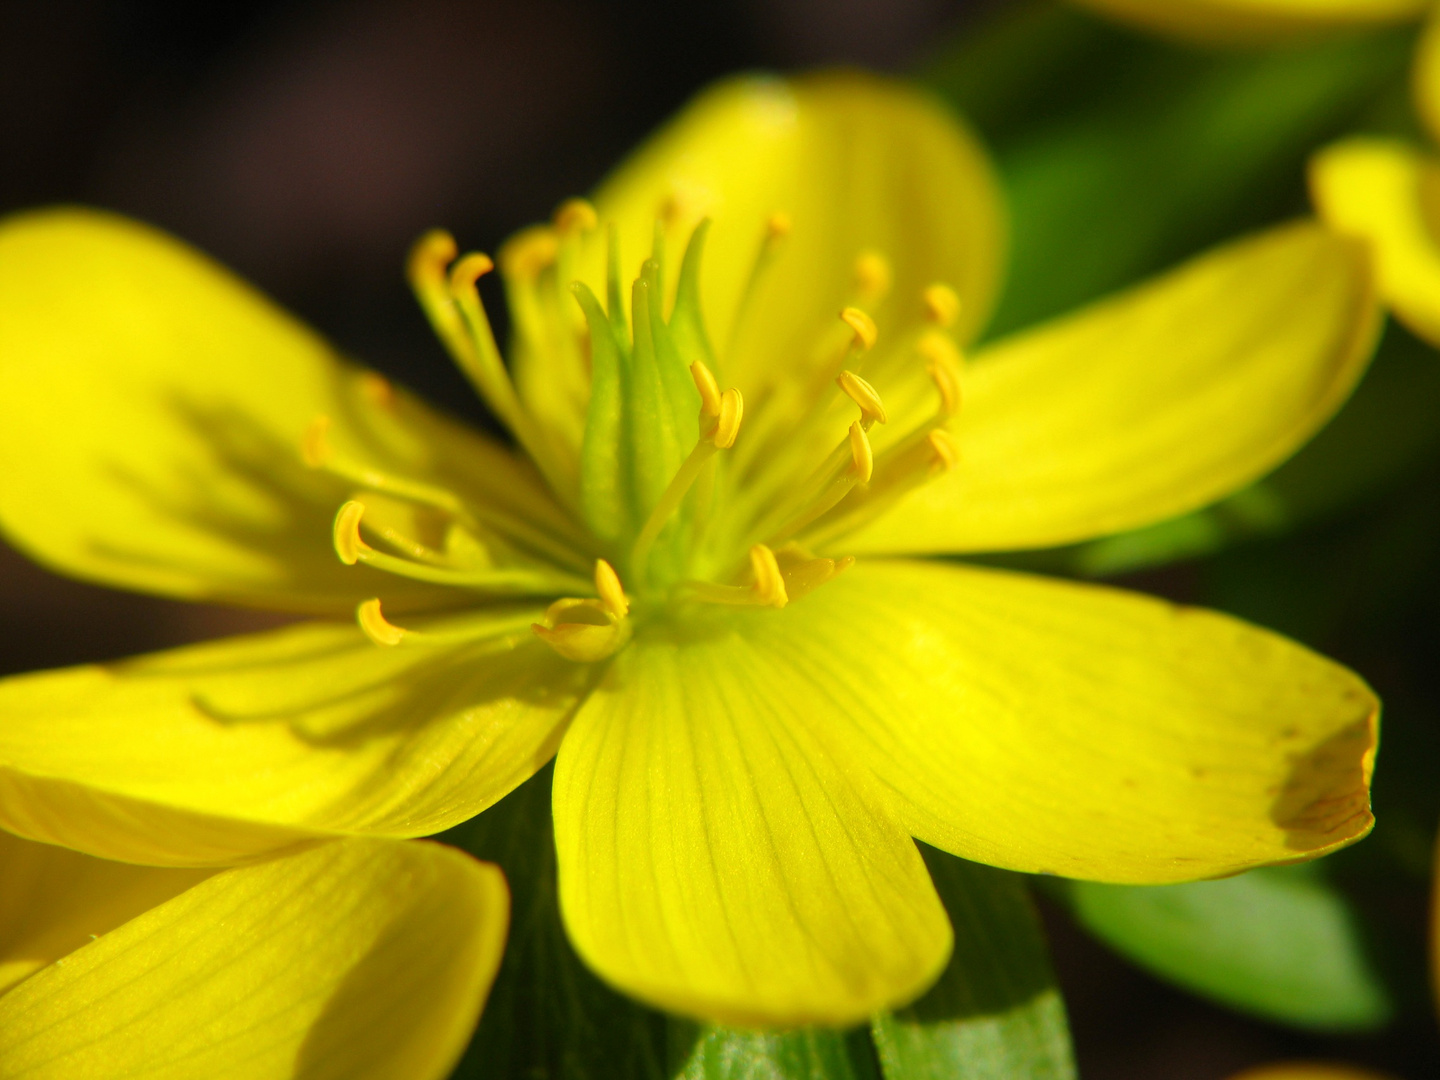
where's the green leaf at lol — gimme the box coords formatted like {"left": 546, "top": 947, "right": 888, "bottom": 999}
{"left": 1065, "top": 864, "right": 1393, "bottom": 1031}
{"left": 872, "top": 848, "right": 1076, "bottom": 1080}
{"left": 925, "top": 2, "right": 1414, "bottom": 340}
{"left": 673, "top": 1028, "right": 878, "bottom": 1080}
{"left": 443, "top": 764, "right": 677, "bottom": 1080}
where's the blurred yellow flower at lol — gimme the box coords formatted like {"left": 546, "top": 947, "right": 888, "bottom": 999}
{"left": 1069, "top": 0, "right": 1429, "bottom": 44}
{"left": 0, "top": 831, "right": 506, "bottom": 1079}
{"left": 0, "top": 72, "right": 1383, "bottom": 1031}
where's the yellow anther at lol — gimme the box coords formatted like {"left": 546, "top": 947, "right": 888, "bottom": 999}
{"left": 333, "top": 500, "right": 368, "bottom": 565}
{"left": 357, "top": 598, "right": 406, "bottom": 646}
{"left": 918, "top": 331, "right": 964, "bottom": 416}
{"left": 749, "top": 544, "right": 789, "bottom": 608}
{"left": 848, "top": 421, "right": 874, "bottom": 484}
{"left": 407, "top": 229, "right": 458, "bottom": 294}
{"left": 927, "top": 428, "right": 960, "bottom": 473}
{"left": 690, "top": 360, "right": 722, "bottom": 417}
{"left": 923, "top": 283, "right": 961, "bottom": 327}
{"left": 772, "top": 543, "right": 856, "bottom": 603}
{"left": 840, "top": 306, "right": 878, "bottom": 351}
{"left": 835, "top": 370, "right": 888, "bottom": 427}
{"left": 301, "top": 415, "right": 332, "bottom": 468}
{"left": 358, "top": 372, "right": 396, "bottom": 410}
{"left": 711, "top": 388, "right": 743, "bottom": 449}
{"left": 533, "top": 597, "right": 630, "bottom": 662}
{"left": 765, "top": 211, "right": 793, "bottom": 242}
{"left": 449, "top": 252, "right": 494, "bottom": 294}
{"left": 553, "top": 198, "right": 598, "bottom": 236}
{"left": 499, "top": 225, "right": 560, "bottom": 279}
{"left": 595, "top": 559, "right": 629, "bottom": 619}
{"left": 853, "top": 251, "right": 892, "bottom": 302}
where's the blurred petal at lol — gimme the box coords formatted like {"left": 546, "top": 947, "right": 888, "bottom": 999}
{"left": 1310, "top": 136, "right": 1440, "bottom": 346}
{"left": 0, "top": 619, "right": 587, "bottom": 866}
{"left": 847, "top": 221, "right": 1378, "bottom": 555}
{"left": 743, "top": 560, "right": 1377, "bottom": 883}
{"left": 1070, "top": 0, "right": 1426, "bottom": 44}
{"left": 0, "top": 838, "right": 508, "bottom": 1080}
{"left": 552, "top": 627, "right": 952, "bottom": 1028}
{"left": 0, "top": 831, "right": 209, "bottom": 995}
{"left": 0, "top": 208, "right": 579, "bottom": 613}
{"left": 583, "top": 72, "right": 1004, "bottom": 384}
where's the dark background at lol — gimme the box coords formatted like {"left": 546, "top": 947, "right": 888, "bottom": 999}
{"left": 0, "top": 2, "right": 1428, "bottom": 1078}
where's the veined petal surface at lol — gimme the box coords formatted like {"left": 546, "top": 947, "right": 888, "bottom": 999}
{"left": 552, "top": 626, "right": 953, "bottom": 1028}
{"left": 739, "top": 560, "right": 1377, "bottom": 883}
{"left": 1310, "top": 137, "right": 1440, "bottom": 347}
{"left": 1069, "top": 0, "right": 1427, "bottom": 43}
{"left": 0, "top": 838, "right": 508, "bottom": 1080}
{"left": 846, "top": 221, "right": 1378, "bottom": 555}
{"left": 0, "top": 619, "right": 587, "bottom": 865}
{"left": 0, "top": 208, "right": 578, "bottom": 612}
{"left": 583, "top": 71, "right": 1003, "bottom": 384}
{"left": 0, "top": 831, "right": 209, "bottom": 996}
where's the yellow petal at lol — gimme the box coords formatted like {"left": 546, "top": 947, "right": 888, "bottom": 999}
{"left": 1310, "top": 136, "right": 1440, "bottom": 347}
{"left": 1069, "top": 0, "right": 1427, "bottom": 44}
{"left": 846, "top": 221, "right": 1378, "bottom": 555}
{"left": 0, "top": 831, "right": 209, "bottom": 996}
{"left": 740, "top": 560, "right": 1377, "bottom": 883}
{"left": 0, "top": 619, "right": 587, "bottom": 865}
{"left": 0, "top": 207, "right": 579, "bottom": 612}
{"left": 0, "top": 838, "right": 508, "bottom": 1080}
{"left": 552, "top": 627, "right": 953, "bottom": 1028}
{"left": 583, "top": 72, "right": 1003, "bottom": 383}
{"left": 1415, "top": 6, "right": 1440, "bottom": 143}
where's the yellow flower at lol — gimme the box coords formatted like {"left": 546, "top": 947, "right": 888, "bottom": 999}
{"left": 0, "top": 831, "right": 507, "bottom": 1078}
{"left": 0, "top": 72, "right": 1382, "bottom": 1032}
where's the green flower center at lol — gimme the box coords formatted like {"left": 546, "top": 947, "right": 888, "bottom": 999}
{"left": 306, "top": 198, "right": 964, "bottom": 661}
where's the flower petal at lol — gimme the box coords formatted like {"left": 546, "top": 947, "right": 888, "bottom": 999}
{"left": 0, "top": 838, "right": 508, "bottom": 1080}
{"left": 0, "top": 619, "right": 588, "bottom": 865}
{"left": 1069, "top": 0, "right": 1427, "bottom": 44}
{"left": 0, "top": 831, "right": 209, "bottom": 996}
{"left": 1310, "top": 136, "right": 1440, "bottom": 347}
{"left": 740, "top": 559, "right": 1377, "bottom": 884}
{"left": 551, "top": 626, "right": 953, "bottom": 1028}
{"left": 0, "top": 207, "right": 579, "bottom": 612}
{"left": 845, "top": 220, "right": 1379, "bottom": 555}
{"left": 584, "top": 72, "right": 1003, "bottom": 381}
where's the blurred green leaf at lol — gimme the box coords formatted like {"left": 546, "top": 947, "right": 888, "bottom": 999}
{"left": 1065, "top": 864, "right": 1392, "bottom": 1031}
{"left": 444, "top": 763, "right": 679, "bottom": 1080}
{"left": 872, "top": 849, "right": 1076, "bottom": 1080}
{"left": 925, "top": 2, "right": 1414, "bottom": 340}
{"left": 674, "top": 1029, "right": 877, "bottom": 1080}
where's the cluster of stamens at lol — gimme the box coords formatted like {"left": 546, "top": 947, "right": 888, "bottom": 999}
{"left": 299, "top": 196, "right": 967, "bottom": 662}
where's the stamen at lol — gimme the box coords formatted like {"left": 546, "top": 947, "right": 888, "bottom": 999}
{"left": 332, "top": 500, "right": 590, "bottom": 595}
{"left": 766, "top": 212, "right": 793, "bottom": 242}
{"left": 553, "top": 198, "right": 598, "bottom": 237}
{"left": 923, "top": 283, "right": 961, "bottom": 328}
{"left": 359, "top": 598, "right": 541, "bottom": 649}
{"left": 853, "top": 251, "right": 892, "bottom": 303}
{"left": 301, "top": 415, "right": 333, "bottom": 468}
{"left": 919, "top": 330, "right": 964, "bottom": 417}
{"left": 835, "top": 370, "right": 888, "bottom": 428}
{"left": 762, "top": 422, "right": 872, "bottom": 546}
{"left": 725, "top": 210, "right": 793, "bottom": 360}
{"left": 682, "top": 544, "right": 789, "bottom": 609}
{"left": 532, "top": 596, "right": 631, "bottom": 662}
{"left": 357, "top": 598, "right": 406, "bottom": 645}
{"left": 629, "top": 375, "right": 744, "bottom": 582}
{"left": 840, "top": 306, "right": 878, "bottom": 352}
{"left": 499, "top": 226, "right": 560, "bottom": 280}
{"left": 407, "top": 230, "right": 466, "bottom": 352}
{"left": 595, "top": 559, "right": 629, "bottom": 619}
{"left": 773, "top": 543, "right": 856, "bottom": 603}
{"left": 848, "top": 420, "right": 874, "bottom": 484}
